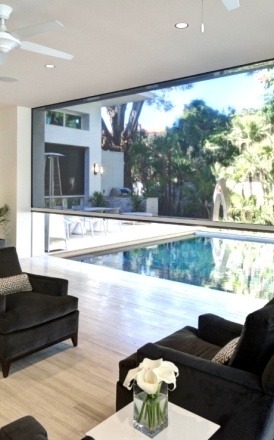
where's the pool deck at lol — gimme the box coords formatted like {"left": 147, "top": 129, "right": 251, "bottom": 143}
{"left": 53, "top": 222, "right": 198, "bottom": 258}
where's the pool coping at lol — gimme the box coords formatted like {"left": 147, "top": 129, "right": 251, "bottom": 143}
{"left": 54, "top": 228, "right": 196, "bottom": 259}
{"left": 53, "top": 226, "right": 274, "bottom": 260}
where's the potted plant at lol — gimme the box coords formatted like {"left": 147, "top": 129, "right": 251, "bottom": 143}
{"left": 130, "top": 194, "right": 144, "bottom": 212}
{"left": 0, "top": 204, "right": 10, "bottom": 248}
{"left": 88, "top": 191, "right": 108, "bottom": 207}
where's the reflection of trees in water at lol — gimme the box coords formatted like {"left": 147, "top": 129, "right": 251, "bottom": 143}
{"left": 204, "top": 238, "right": 274, "bottom": 299}
{"left": 121, "top": 237, "right": 274, "bottom": 300}
{"left": 122, "top": 238, "right": 214, "bottom": 287}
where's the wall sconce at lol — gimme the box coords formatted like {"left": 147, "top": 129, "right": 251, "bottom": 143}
{"left": 93, "top": 163, "right": 99, "bottom": 175}
{"left": 93, "top": 163, "right": 104, "bottom": 175}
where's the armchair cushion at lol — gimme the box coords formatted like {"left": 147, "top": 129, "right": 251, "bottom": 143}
{"left": 229, "top": 305, "right": 274, "bottom": 375}
{"left": 155, "top": 326, "right": 220, "bottom": 360}
{"left": 0, "top": 274, "right": 32, "bottom": 296}
{"left": 198, "top": 314, "right": 243, "bottom": 346}
{"left": 0, "top": 247, "right": 22, "bottom": 278}
{"left": 0, "top": 292, "right": 78, "bottom": 334}
{"left": 262, "top": 355, "right": 274, "bottom": 395}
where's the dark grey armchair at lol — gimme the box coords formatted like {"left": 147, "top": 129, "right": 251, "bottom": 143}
{"left": 0, "top": 416, "right": 47, "bottom": 440}
{"left": 116, "top": 299, "right": 274, "bottom": 440}
{"left": 0, "top": 247, "right": 79, "bottom": 377}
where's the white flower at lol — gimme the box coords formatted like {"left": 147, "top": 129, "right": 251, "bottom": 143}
{"left": 123, "top": 358, "right": 179, "bottom": 395}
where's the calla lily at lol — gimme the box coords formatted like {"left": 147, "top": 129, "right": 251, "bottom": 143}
{"left": 136, "top": 368, "right": 159, "bottom": 395}
{"left": 123, "top": 366, "right": 140, "bottom": 390}
{"left": 153, "top": 361, "right": 179, "bottom": 390}
{"left": 123, "top": 357, "right": 179, "bottom": 395}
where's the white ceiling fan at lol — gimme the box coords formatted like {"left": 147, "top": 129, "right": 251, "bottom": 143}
{"left": 221, "top": 0, "right": 240, "bottom": 11}
{"left": 0, "top": 3, "right": 73, "bottom": 65}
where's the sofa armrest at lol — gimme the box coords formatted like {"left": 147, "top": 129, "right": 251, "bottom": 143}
{"left": 26, "top": 273, "right": 68, "bottom": 296}
{"left": 198, "top": 314, "right": 243, "bottom": 346}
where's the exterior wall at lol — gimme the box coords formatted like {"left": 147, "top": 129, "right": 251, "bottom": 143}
{"left": 43, "top": 103, "right": 124, "bottom": 204}
{"left": 44, "top": 104, "right": 125, "bottom": 202}
{"left": 0, "top": 107, "right": 32, "bottom": 257}
{"left": 101, "top": 150, "right": 124, "bottom": 196}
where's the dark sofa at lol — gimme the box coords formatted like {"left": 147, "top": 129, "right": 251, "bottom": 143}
{"left": 116, "top": 299, "right": 274, "bottom": 440}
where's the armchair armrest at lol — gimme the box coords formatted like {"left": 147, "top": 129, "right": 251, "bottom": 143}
{"left": 198, "top": 313, "right": 243, "bottom": 346}
{"left": 137, "top": 343, "right": 261, "bottom": 393}
{"left": 26, "top": 273, "right": 68, "bottom": 296}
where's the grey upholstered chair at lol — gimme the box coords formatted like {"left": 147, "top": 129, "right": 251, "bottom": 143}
{"left": 0, "top": 416, "right": 47, "bottom": 439}
{"left": 0, "top": 247, "right": 79, "bottom": 377}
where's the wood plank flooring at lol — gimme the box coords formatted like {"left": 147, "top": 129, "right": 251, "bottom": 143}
{"left": 0, "top": 255, "right": 267, "bottom": 439}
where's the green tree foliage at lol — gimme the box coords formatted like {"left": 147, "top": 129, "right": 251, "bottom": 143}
{"left": 0, "top": 204, "right": 10, "bottom": 225}
{"left": 101, "top": 85, "right": 191, "bottom": 187}
{"left": 211, "top": 110, "right": 274, "bottom": 225}
{"left": 174, "top": 99, "right": 231, "bottom": 157}
{"left": 131, "top": 100, "right": 233, "bottom": 218}
{"left": 105, "top": 71, "right": 274, "bottom": 225}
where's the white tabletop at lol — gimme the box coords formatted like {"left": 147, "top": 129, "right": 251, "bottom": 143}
{"left": 85, "top": 402, "right": 220, "bottom": 440}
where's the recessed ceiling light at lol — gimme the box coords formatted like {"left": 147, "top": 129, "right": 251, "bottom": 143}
{"left": 175, "top": 22, "right": 189, "bottom": 29}
{"left": 45, "top": 64, "right": 55, "bottom": 69}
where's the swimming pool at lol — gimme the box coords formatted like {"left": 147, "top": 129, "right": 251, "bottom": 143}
{"left": 70, "top": 233, "right": 274, "bottom": 300}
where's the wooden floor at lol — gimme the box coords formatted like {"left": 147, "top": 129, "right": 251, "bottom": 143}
{"left": 0, "top": 255, "right": 266, "bottom": 439}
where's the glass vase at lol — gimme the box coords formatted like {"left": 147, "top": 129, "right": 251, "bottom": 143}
{"left": 133, "top": 382, "right": 168, "bottom": 438}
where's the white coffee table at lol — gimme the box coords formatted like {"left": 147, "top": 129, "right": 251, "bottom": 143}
{"left": 85, "top": 402, "right": 220, "bottom": 439}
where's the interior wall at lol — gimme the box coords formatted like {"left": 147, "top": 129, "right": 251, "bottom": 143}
{"left": 0, "top": 106, "right": 32, "bottom": 257}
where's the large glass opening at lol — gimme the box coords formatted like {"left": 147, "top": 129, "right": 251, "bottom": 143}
{"left": 32, "top": 58, "right": 274, "bottom": 230}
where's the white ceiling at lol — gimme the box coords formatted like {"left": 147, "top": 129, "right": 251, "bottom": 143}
{"left": 0, "top": 0, "right": 274, "bottom": 109}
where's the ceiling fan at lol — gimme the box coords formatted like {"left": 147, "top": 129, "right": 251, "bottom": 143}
{"left": 221, "top": 0, "right": 240, "bottom": 11}
{"left": 0, "top": 3, "right": 73, "bottom": 65}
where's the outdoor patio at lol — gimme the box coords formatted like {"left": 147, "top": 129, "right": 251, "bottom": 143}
{"left": 52, "top": 220, "right": 198, "bottom": 258}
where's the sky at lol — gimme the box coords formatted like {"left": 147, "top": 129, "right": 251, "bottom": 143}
{"left": 138, "top": 72, "right": 266, "bottom": 132}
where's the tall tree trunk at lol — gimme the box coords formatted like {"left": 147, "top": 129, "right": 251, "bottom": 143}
{"left": 101, "top": 101, "right": 145, "bottom": 188}
{"left": 124, "top": 149, "right": 132, "bottom": 188}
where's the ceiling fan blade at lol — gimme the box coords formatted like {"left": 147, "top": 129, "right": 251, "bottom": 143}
{"left": 221, "top": 0, "right": 240, "bottom": 10}
{"left": 20, "top": 41, "right": 73, "bottom": 60}
{"left": 0, "top": 53, "right": 7, "bottom": 65}
{"left": 12, "top": 21, "right": 63, "bottom": 41}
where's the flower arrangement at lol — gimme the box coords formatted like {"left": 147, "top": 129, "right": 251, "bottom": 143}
{"left": 123, "top": 358, "right": 179, "bottom": 437}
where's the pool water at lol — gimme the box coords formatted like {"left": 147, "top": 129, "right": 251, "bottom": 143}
{"left": 70, "top": 235, "right": 274, "bottom": 300}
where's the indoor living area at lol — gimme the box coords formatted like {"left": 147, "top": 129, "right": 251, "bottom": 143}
{"left": 0, "top": 1, "right": 274, "bottom": 439}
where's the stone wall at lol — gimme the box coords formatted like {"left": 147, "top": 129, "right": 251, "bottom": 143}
{"left": 105, "top": 196, "right": 132, "bottom": 213}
